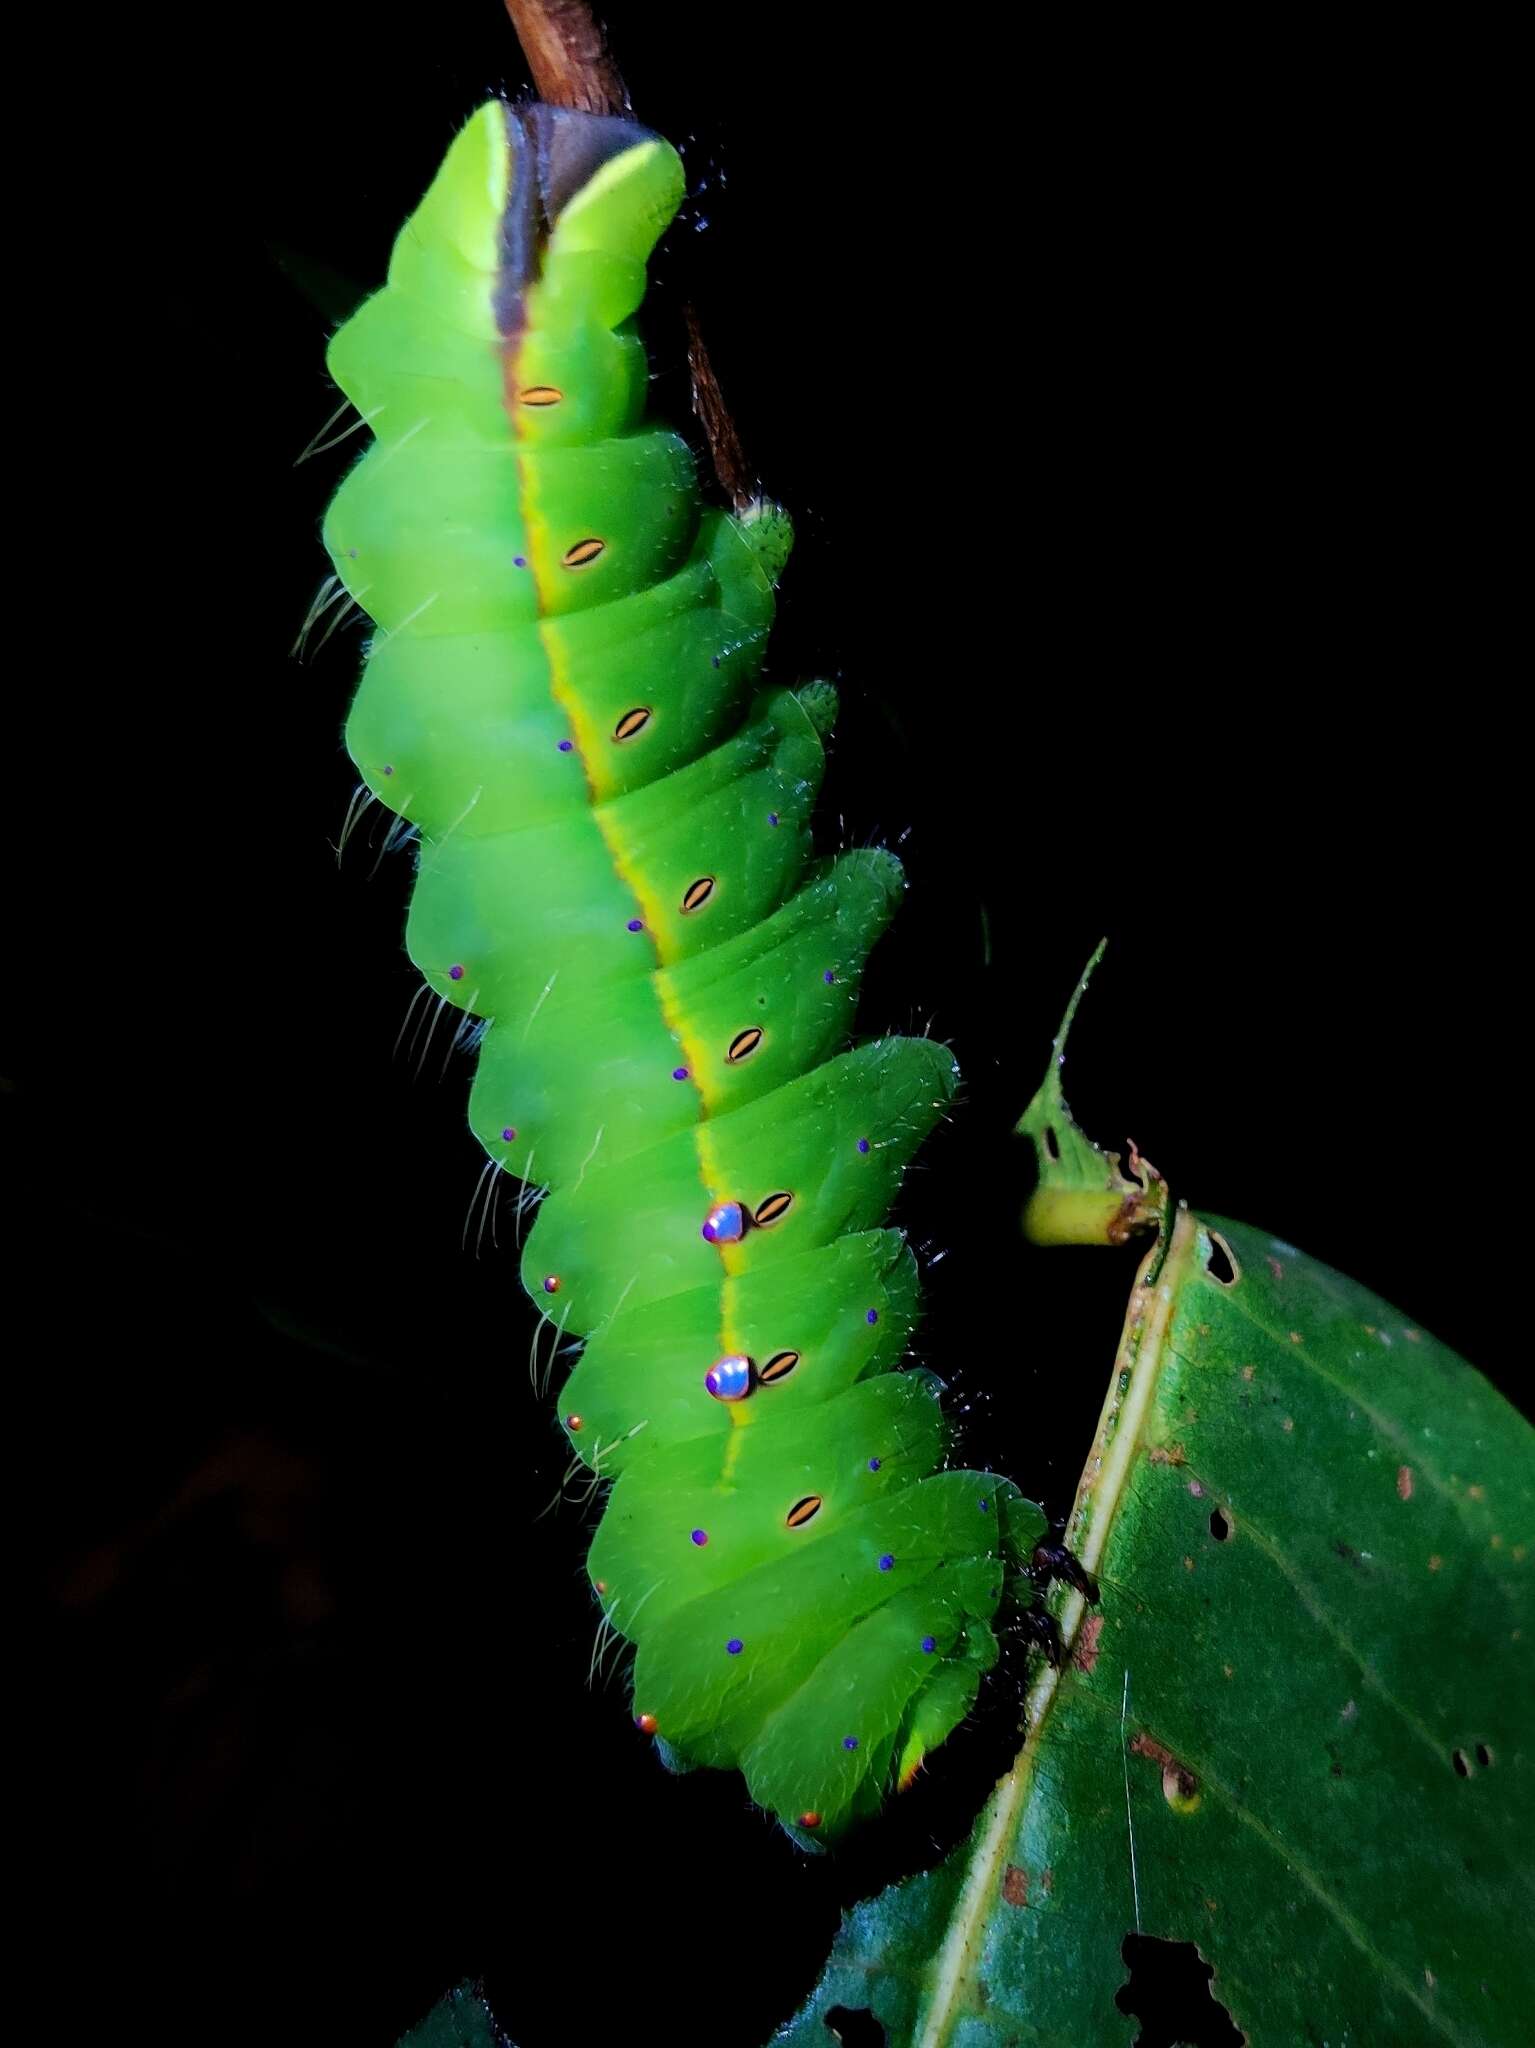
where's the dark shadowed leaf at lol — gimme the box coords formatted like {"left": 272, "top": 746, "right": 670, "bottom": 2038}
{"left": 398, "top": 1979, "right": 512, "bottom": 2048}
{"left": 780, "top": 1055, "right": 1532, "bottom": 2046}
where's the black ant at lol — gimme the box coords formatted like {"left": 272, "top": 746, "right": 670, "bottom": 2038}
{"left": 1017, "top": 1518, "right": 1100, "bottom": 1669}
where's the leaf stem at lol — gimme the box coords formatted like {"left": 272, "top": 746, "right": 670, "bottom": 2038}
{"left": 914, "top": 1208, "right": 1196, "bottom": 2048}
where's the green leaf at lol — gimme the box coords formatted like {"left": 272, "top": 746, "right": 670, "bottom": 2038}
{"left": 397, "top": 1980, "right": 512, "bottom": 2048}
{"left": 780, "top": 1207, "right": 1534, "bottom": 2047}
{"left": 1015, "top": 944, "right": 1166, "bottom": 1248}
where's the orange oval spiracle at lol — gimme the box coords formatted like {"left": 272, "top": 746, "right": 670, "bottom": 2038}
{"left": 681, "top": 875, "right": 716, "bottom": 913}
{"left": 754, "top": 1191, "right": 793, "bottom": 1228}
{"left": 727, "top": 1027, "right": 763, "bottom": 1064}
{"left": 563, "top": 537, "right": 606, "bottom": 569}
{"left": 520, "top": 385, "right": 563, "bottom": 406}
{"left": 758, "top": 1349, "right": 800, "bottom": 1384}
{"left": 785, "top": 1494, "right": 823, "bottom": 1529}
{"left": 614, "top": 706, "right": 652, "bottom": 742}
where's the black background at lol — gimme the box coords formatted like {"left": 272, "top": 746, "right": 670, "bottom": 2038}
{"left": 21, "top": 5, "right": 1524, "bottom": 2045}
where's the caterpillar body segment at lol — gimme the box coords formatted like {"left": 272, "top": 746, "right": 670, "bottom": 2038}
{"left": 323, "top": 99, "right": 1042, "bottom": 1838}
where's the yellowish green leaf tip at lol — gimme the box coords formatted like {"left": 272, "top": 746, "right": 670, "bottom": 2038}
{"left": 1016, "top": 942, "right": 1167, "bottom": 1246}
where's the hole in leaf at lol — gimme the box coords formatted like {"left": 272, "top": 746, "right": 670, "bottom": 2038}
{"left": 1452, "top": 1748, "right": 1471, "bottom": 1777}
{"left": 823, "top": 2009, "right": 886, "bottom": 2048}
{"left": 1209, "top": 1508, "right": 1231, "bottom": 1542}
{"left": 1043, "top": 1125, "right": 1061, "bottom": 1161}
{"left": 1161, "top": 1761, "right": 1202, "bottom": 1813}
{"left": 1115, "top": 1933, "right": 1245, "bottom": 2046}
{"left": 1205, "top": 1232, "right": 1239, "bottom": 1285}
{"left": 1476, "top": 1743, "right": 1494, "bottom": 1767}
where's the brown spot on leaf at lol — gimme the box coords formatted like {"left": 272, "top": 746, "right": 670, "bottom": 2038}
{"left": 1288, "top": 1331, "right": 1303, "bottom": 1345}
{"left": 1241, "top": 1365, "right": 1256, "bottom": 1382}
{"left": 1397, "top": 1465, "right": 1414, "bottom": 1501}
{"left": 1002, "top": 1864, "right": 1030, "bottom": 1907}
{"left": 1131, "top": 1732, "right": 1176, "bottom": 1768}
{"left": 1132, "top": 1736, "right": 1200, "bottom": 1812}
{"left": 1041, "top": 1867, "right": 1054, "bottom": 1895}
{"left": 1468, "top": 1484, "right": 1486, "bottom": 1501}
{"left": 1403, "top": 1328, "right": 1421, "bottom": 1343}
{"left": 1188, "top": 1479, "right": 1205, "bottom": 1497}
{"left": 1183, "top": 1555, "right": 1196, "bottom": 1571}
{"left": 1148, "top": 1443, "right": 1187, "bottom": 1466}
{"left": 1282, "top": 1417, "right": 1295, "bottom": 1433}
{"left": 1428, "top": 1554, "right": 1443, "bottom": 1572}
{"left": 1074, "top": 1611, "right": 1105, "bottom": 1674}
{"left": 1267, "top": 1256, "right": 1284, "bottom": 1282}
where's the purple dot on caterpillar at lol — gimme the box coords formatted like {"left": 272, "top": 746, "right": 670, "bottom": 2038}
{"left": 705, "top": 1354, "right": 753, "bottom": 1402}
{"left": 922, "top": 1635, "right": 937, "bottom": 1654}
{"left": 672, "top": 1066, "right": 690, "bottom": 1081}
{"left": 711, "top": 655, "right": 721, "bottom": 669}
{"left": 823, "top": 969, "right": 836, "bottom": 984}
{"left": 842, "top": 1736, "right": 859, "bottom": 1751}
{"left": 501, "top": 1127, "right": 517, "bottom": 1142}
{"left": 558, "top": 738, "right": 573, "bottom": 752}
{"left": 868, "top": 1457, "right": 881, "bottom": 1472}
{"left": 879, "top": 1554, "right": 895, "bottom": 1572}
{"left": 701, "top": 1199, "right": 746, "bottom": 1245}
{"left": 979, "top": 1498, "right": 990, "bottom": 1512}
{"left": 381, "top": 764, "right": 394, "bottom": 776}
{"left": 627, "top": 918, "right": 644, "bottom": 932}
{"left": 768, "top": 812, "right": 779, "bottom": 827}
{"left": 726, "top": 1638, "right": 744, "bottom": 1655}
{"left": 542, "top": 1275, "right": 560, "bottom": 1295}
{"left": 857, "top": 1138, "right": 870, "bottom": 1154}
{"left": 448, "top": 964, "right": 464, "bottom": 981}
{"left": 514, "top": 555, "right": 528, "bottom": 568}
{"left": 691, "top": 1529, "right": 708, "bottom": 1547}
{"left": 866, "top": 1309, "right": 879, "bottom": 1325}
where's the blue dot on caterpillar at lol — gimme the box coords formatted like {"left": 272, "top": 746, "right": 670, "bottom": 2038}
{"left": 704, "top": 1354, "right": 752, "bottom": 1402}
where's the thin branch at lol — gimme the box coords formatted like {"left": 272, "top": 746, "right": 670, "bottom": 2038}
{"left": 684, "top": 303, "right": 755, "bottom": 514}
{"left": 501, "top": 0, "right": 630, "bottom": 115}
{"left": 502, "top": 0, "right": 755, "bottom": 511}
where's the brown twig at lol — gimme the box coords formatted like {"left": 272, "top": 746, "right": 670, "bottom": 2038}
{"left": 502, "top": 0, "right": 755, "bottom": 511}
{"left": 502, "top": 0, "right": 630, "bottom": 114}
{"left": 684, "top": 304, "right": 755, "bottom": 513}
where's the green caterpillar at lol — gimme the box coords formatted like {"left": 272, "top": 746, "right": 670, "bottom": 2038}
{"left": 321, "top": 98, "right": 1044, "bottom": 1840}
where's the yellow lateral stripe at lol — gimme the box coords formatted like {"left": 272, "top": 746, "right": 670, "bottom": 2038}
{"left": 505, "top": 279, "right": 737, "bottom": 1430}
{"left": 720, "top": 1270, "right": 754, "bottom": 1445}
{"left": 652, "top": 966, "right": 723, "bottom": 1113}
